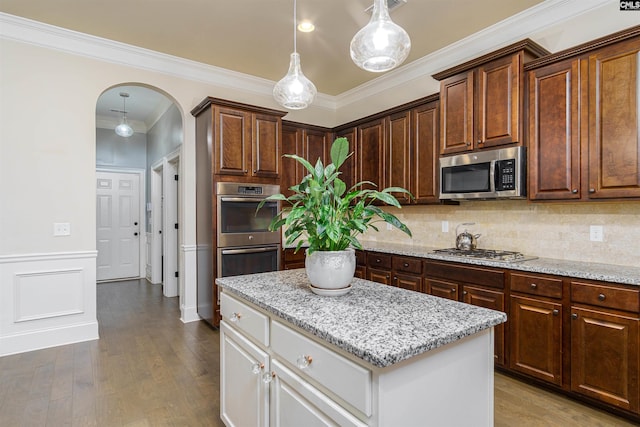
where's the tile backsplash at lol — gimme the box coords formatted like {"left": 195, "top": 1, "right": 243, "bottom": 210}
{"left": 363, "top": 201, "right": 640, "bottom": 268}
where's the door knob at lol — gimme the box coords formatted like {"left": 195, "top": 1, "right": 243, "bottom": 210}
{"left": 134, "top": 232, "right": 138, "bottom": 236}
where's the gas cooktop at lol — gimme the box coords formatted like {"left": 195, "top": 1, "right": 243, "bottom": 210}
{"left": 432, "top": 248, "right": 538, "bottom": 262}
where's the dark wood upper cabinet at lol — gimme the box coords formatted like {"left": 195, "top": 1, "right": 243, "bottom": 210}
{"left": 526, "top": 26, "right": 640, "bottom": 201}
{"left": 356, "top": 118, "right": 386, "bottom": 190}
{"left": 411, "top": 100, "right": 440, "bottom": 203}
{"left": 214, "top": 106, "right": 251, "bottom": 176}
{"left": 434, "top": 39, "right": 549, "bottom": 155}
{"left": 252, "top": 113, "right": 281, "bottom": 178}
{"left": 386, "top": 111, "right": 412, "bottom": 203}
{"left": 528, "top": 58, "right": 581, "bottom": 200}
{"left": 335, "top": 127, "right": 357, "bottom": 191}
{"left": 303, "top": 127, "right": 330, "bottom": 168}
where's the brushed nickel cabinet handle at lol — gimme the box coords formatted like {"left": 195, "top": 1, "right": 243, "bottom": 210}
{"left": 589, "top": 188, "right": 595, "bottom": 193}
{"left": 572, "top": 189, "right": 578, "bottom": 194}
{"left": 598, "top": 293, "right": 606, "bottom": 301}
{"left": 530, "top": 283, "right": 537, "bottom": 289}
{"left": 571, "top": 313, "right": 578, "bottom": 320}
{"left": 553, "top": 309, "right": 559, "bottom": 316}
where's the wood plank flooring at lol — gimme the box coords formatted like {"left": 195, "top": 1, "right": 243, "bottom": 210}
{"left": 0, "top": 279, "right": 636, "bottom": 426}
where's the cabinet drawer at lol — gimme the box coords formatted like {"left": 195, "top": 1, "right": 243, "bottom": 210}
{"left": 571, "top": 281, "right": 639, "bottom": 313}
{"left": 367, "top": 252, "right": 391, "bottom": 269}
{"left": 271, "top": 320, "right": 372, "bottom": 416}
{"left": 424, "top": 260, "right": 505, "bottom": 289}
{"left": 284, "top": 248, "right": 306, "bottom": 262}
{"left": 392, "top": 256, "right": 423, "bottom": 274}
{"left": 511, "top": 273, "right": 563, "bottom": 299}
{"left": 220, "top": 292, "right": 270, "bottom": 346}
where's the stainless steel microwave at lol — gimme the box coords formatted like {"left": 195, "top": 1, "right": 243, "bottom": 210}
{"left": 439, "top": 146, "right": 526, "bottom": 200}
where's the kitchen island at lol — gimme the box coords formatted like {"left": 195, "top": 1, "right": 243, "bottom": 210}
{"left": 217, "top": 269, "right": 507, "bottom": 427}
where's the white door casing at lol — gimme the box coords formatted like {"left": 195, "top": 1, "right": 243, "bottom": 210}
{"left": 96, "top": 170, "right": 143, "bottom": 281}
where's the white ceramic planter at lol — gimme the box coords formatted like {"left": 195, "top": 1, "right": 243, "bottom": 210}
{"left": 305, "top": 248, "right": 356, "bottom": 296}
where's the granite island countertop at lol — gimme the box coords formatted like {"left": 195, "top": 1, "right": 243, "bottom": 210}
{"left": 217, "top": 269, "right": 507, "bottom": 368}
{"left": 358, "top": 241, "right": 640, "bottom": 286}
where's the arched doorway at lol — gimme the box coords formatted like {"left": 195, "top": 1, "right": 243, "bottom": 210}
{"left": 95, "top": 84, "right": 184, "bottom": 299}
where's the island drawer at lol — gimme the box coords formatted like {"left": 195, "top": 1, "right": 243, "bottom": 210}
{"left": 392, "top": 256, "right": 422, "bottom": 274}
{"left": 271, "top": 320, "right": 372, "bottom": 416}
{"left": 571, "top": 281, "right": 639, "bottom": 313}
{"left": 367, "top": 252, "right": 391, "bottom": 270}
{"left": 511, "top": 272, "right": 563, "bottom": 299}
{"left": 220, "top": 292, "right": 270, "bottom": 346}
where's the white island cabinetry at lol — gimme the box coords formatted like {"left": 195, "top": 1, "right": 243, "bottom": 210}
{"left": 218, "top": 270, "right": 506, "bottom": 427}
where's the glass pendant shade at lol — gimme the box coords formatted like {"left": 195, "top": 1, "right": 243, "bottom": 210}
{"left": 114, "top": 92, "right": 134, "bottom": 137}
{"left": 350, "top": 0, "right": 411, "bottom": 72}
{"left": 115, "top": 118, "right": 134, "bottom": 137}
{"left": 273, "top": 52, "right": 317, "bottom": 110}
{"left": 273, "top": 0, "right": 316, "bottom": 110}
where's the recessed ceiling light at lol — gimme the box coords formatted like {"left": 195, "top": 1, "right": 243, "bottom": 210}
{"left": 297, "top": 21, "right": 315, "bottom": 32}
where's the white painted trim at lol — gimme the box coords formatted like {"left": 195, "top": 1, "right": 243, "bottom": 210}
{"left": 96, "top": 167, "right": 146, "bottom": 280}
{"left": 180, "top": 244, "right": 200, "bottom": 323}
{"left": 163, "top": 155, "right": 179, "bottom": 298}
{"left": 150, "top": 161, "right": 163, "bottom": 285}
{"left": 0, "top": 251, "right": 99, "bottom": 356}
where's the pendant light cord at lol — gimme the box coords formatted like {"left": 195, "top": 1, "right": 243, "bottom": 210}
{"left": 293, "top": 0, "right": 297, "bottom": 54}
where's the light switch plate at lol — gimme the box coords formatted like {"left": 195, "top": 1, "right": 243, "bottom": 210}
{"left": 53, "top": 222, "right": 71, "bottom": 236}
{"left": 442, "top": 221, "right": 449, "bottom": 233}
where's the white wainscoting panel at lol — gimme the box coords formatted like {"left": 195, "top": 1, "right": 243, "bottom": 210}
{"left": 181, "top": 244, "right": 200, "bottom": 323}
{"left": 0, "top": 251, "right": 99, "bottom": 356}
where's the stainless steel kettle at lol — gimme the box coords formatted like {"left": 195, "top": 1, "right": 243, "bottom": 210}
{"left": 455, "top": 223, "right": 481, "bottom": 250}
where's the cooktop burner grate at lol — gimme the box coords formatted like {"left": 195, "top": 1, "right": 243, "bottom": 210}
{"left": 432, "top": 248, "right": 537, "bottom": 262}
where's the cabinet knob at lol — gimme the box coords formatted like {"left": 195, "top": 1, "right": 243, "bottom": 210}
{"left": 296, "top": 355, "right": 313, "bottom": 370}
{"left": 253, "top": 170, "right": 257, "bottom": 173}
{"left": 552, "top": 309, "right": 559, "bottom": 316}
{"left": 463, "top": 290, "right": 468, "bottom": 295}
{"left": 376, "top": 259, "right": 381, "bottom": 263}
{"left": 262, "top": 371, "right": 276, "bottom": 384}
{"left": 230, "top": 312, "right": 242, "bottom": 322}
{"left": 598, "top": 293, "right": 606, "bottom": 301}
{"left": 530, "top": 283, "right": 537, "bottom": 290}
{"left": 465, "top": 142, "right": 471, "bottom": 147}
{"left": 251, "top": 362, "right": 265, "bottom": 374}
{"left": 589, "top": 188, "right": 595, "bottom": 193}
{"left": 572, "top": 189, "right": 578, "bottom": 194}
{"left": 571, "top": 313, "right": 578, "bottom": 320}
{"left": 477, "top": 139, "right": 483, "bottom": 145}
{"left": 403, "top": 263, "right": 409, "bottom": 268}
{"left": 451, "top": 288, "right": 456, "bottom": 293}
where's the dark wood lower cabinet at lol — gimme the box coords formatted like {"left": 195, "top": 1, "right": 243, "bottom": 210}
{"left": 571, "top": 306, "right": 640, "bottom": 413}
{"left": 510, "top": 295, "right": 563, "bottom": 386}
{"left": 425, "top": 278, "right": 459, "bottom": 301}
{"left": 368, "top": 268, "right": 392, "bottom": 285}
{"left": 394, "top": 272, "right": 422, "bottom": 292}
{"left": 463, "top": 285, "right": 506, "bottom": 367}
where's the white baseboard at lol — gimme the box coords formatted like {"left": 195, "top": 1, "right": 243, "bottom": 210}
{"left": 180, "top": 305, "right": 201, "bottom": 323}
{"left": 0, "top": 321, "right": 99, "bottom": 357}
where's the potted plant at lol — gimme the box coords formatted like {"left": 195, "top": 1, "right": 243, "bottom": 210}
{"left": 258, "top": 137, "right": 412, "bottom": 295}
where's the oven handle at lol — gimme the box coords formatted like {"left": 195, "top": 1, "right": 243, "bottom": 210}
{"left": 221, "top": 247, "right": 279, "bottom": 255}
{"left": 220, "top": 197, "right": 275, "bottom": 203}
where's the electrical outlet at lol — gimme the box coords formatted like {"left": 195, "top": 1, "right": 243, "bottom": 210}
{"left": 53, "top": 222, "right": 71, "bottom": 236}
{"left": 442, "top": 221, "right": 449, "bottom": 232}
{"left": 589, "top": 225, "right": 603, "bottom": 242}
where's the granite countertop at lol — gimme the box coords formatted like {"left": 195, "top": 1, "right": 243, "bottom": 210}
{"left": 359, "top": 241, "right": 640, "bottom": 286}
{"left": 217, "top": 269, "right": 506, "bottom": 368}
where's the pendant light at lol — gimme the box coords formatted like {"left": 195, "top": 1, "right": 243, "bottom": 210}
{"left": 350, "top": 0, "right": 411, "bottom": 72}
{"left": 114, "top": 92, "right": 134, "bottom": 137}
{"left": 273, "top": 0, "right": 317, "bottom": 110}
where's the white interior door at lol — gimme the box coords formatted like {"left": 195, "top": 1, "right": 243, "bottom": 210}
{"left": 96, "top": 171, "right": 141, "bottom": 281}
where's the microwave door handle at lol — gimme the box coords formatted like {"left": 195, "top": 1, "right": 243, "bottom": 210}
{"left": 220, "top": 197, "right": 273, "bottom": 203}
{"left": 489, "top": 160, "right": 497, "bottom": 192}
{"left": 221, "top": 247, "right": 278, "bottom": 255}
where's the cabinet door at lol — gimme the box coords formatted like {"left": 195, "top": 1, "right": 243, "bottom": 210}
{"left": 411, "top": 101, "right": 440, "bottom": 203}
{"left": 367, "top": 268, "right": 391, "bottom": 285}
{"left": 510, "top": 295, "right": 563, "bottom": 386}
{"left": 357, "top": 119, "right": 386, "bottom": 189}
{"left": 281, "top": 126, "right": 304, "bottom": 198}
{"left": 214, "top": 106, "right": 251, "bottom": 176}
{"left": 440, "top": 70, "right": 474, "bottom": 154}
{"left": 528, "top": 59, "right": 581, "bottom": 200}
{"left": 476, "top": 53, "right": 522, "bottom": 149}
{"left": 571, "top": 307, "right": 639, "bottom": 413}
{"left": 253, "top": 113, "right": 281, "bottom": 178}
{"left": 303, "top": 128, "right": 330, "bottom": 168}
{"left": 220, "top": 322, "right": 270, "bottom": 427}
{"left": 464, "top": 285, "right": 506, "bottom": 366}
{"left": 271, "top": 359, "right": 367, "bottom": 427}
{"left": 335, "top": 127, "right": 357, "bottom": 191}
{"left": 587, "top": 39, "right": 640, "bottom": 199}
{"left": 393, "top": 272, "right": 422, "bottom": 293}
{"left": 387, "top": 111, "right": 412, "bottom": 204}
{"left": 425, "top": 278, "right": 460, "bottom": 301}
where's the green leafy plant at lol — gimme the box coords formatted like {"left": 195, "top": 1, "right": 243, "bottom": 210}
{"left": 258, "top": 137, "right": 412, "bottom": 255}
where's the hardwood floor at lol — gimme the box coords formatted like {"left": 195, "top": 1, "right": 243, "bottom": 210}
{"left": 0, "top": 279, "right": 636, "bottom": 426}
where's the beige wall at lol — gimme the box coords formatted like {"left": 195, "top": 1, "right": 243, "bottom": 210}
{"left": 364, "top": 201, "right": 640, "bottom": 268}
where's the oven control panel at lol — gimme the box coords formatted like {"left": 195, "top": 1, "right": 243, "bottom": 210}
{"left": 237, "top": 185, "right": 263, "bottom": 195}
